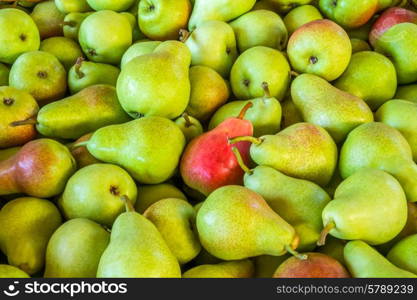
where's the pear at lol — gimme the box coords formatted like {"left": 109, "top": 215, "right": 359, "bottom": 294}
{"left": 339, "top": 122, "right": 417, "bottom": 202}
{"left": 188, "top": 0, "right": 256, "bottom": 30}
{"left": 291, "top": 73, "right": 374, "bottom": 143}
{"left": 230, "top": 10, "right": 288, "bottom": 52}
{"left": 287, "top": 19, "right": 351, "bottom": 81}
{"left": 197, "top": 185, "right": 301, "bottom": 260}
{"left": 185, "top": 20, "right": 237, "bottom": 78}
{"left": 44, "top": 218, "right": 110, "bottom": 278}
{"left": 376, "top": 100, "right": 417, "bottom": 162}
{"left": 395, "top": 84, "right": 417, "bottom": 103}
{"left": 0, "top": 63, "right": 9, "bottom": 86}
{"left": 210, "top": 82, "right": 281, "bottom": 137}
{"left": 70, "top": 133, "right": 101, "bottom": 168}
{"left": 121, "top": 12, "right": 146, "bottom": 42}
{"left": 0, "top": 86, "right": 38, "bottom": 149}
{"left": 68, "top": 59, "right": 120, "bottom": 94}
{"left": 281, "top": 96, "right": 303, "bottom": 129}
{"left": 231, "top": 46, "right": 291, "bottom": 101}
{"left": 31, "top": 0, "right": 65, "bottom": 39}
{"left": 254, "top": 255, "right": 290, "bottom": 278}
{"left": 59, "top": 163, "right": 137, "bottom": 227}
{"left": 344, "top": 240, "right": 417, "bottom": 278}
{"left": 117, "top": 41, "right": 191, "bottom": 119}
{"left": 79, "top": 10, "right": 132, "bottom": 64}
{"left": 86, "top": 0, "right": 135, "bottom": 11}
{"left": 183, "top": 260, "right": 254, "bottom": 278}
{"left": 174, "top": 113, "right": 203, "bottom": 143}
{"left": 387, "top": 234, "right": 417, "bottom": 275}
{"left": 144, "top": 198, "right": 201, "bottom": 264}
{"left": 139, "top": 0, "right": 191, "bottom": 40}
{"left": 97, "top": 200, "right": 181, "bottom": 278}
{"left": 135, "top": 183, "right": 187, "bottom": 213}
{"left": 40, "top": 37, "right": 84, "bottom": 71}
{"left": 55, "top": 0, "right": 91, "bottom": 13}
{"left": 0, "top": 265, "right": 30, "bottom": 278}
{"left": 0, "top": 139, "right": 76, "bottom": 198}
{"left": 0, "top": 8, "right": 40, "bottom": 64}
{"left": 283, "top": 5, "right": 323, "bottom": 35}
{"left": 120, "top": 40, "right": 161, "bottom": 69}
{"left": 186, "top": 65, "right": 230, "bottom": 122}
{"left": 9, "top": 51, "right": 67, "bottom": 104}
{"left": 62, "top": 12, "right": 92, "bottom": 40}
{"left": 0, "top": 197, "right": 62, "bottom": 275}
{"left": 320, "top": 169, "right": 407, "bottom": 246}
{"left": 83, "top": 117, "right": 185, "bottom": 184}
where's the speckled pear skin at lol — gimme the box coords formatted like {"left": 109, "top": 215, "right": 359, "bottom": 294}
{"left": 249, "top": 123, "right": 338, "bottom": 186}
{"left": 0, "top": 197, "right": 62, "bottom": 275}
{"left": 183, "top": 259, "right": 254, "bottom": 278}
{"left": 339, "top": 122, "right": 417, "bottom": 202}
{"left": 244, "top": 165, "right": 331, "bottom": 251}
{"left": 197, "top": 185, "right": 297, "bottom": 260}
{"left": 291, "top": 74, "right": 374, "bottom": 143}
{"left": 37, "top": 85, "right": 131, "bottom": 140}
{"left": 344, "top": 240, "right": 417, "bottom": 278}
{"left": 86, "top": 116, "right": 185, "bottom": 184}
{"left": 322, "top": 169, "right": 407, "bottom": 245}
{"left": 0, "top": 265, "right": 30, "bottom": 278}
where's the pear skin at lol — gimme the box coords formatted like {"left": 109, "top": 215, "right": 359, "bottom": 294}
{"left": 183, "top": 260, "right": 254, "bottom": 278}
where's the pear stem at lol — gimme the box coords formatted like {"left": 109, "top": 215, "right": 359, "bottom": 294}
{"left": 290, "top": 70, "right": 300, "bottom": 77}
{"left": 121, "top": 195, "right": 135, "bottom": 212}
{"left": 285, "top": 245, "right": 308, "bottom": 260}
{"left": 317, "top": 222, "right": 336, "bottom": 246}
{"left": 229, "top": 136, "right": 262, "bottom": 145}
{"left": 179, "top": 29, "right": 191, "bottom": 43}
{"left": 74, "top": 57, "right": 85, "bottom": 79}
{"left": 182, "top": 113, "right": 193, "bottom": 128}
{"left": 262, "top": 82, "right": 271, "bottom": 99}
{"left": 237, "top": 102, "right": 253, "bottom": 120}
{"left": 10, "top": 116, "right": 37, "bottom": 127}
{"left": 71, "top": 141, "right": 89, "bottom": 150}
{"left": 231, "top": 147, "right": 253, "bottom": 175}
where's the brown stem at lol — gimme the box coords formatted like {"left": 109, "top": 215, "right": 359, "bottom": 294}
{"left": 231, "top": 147, "right": 252, "bottom": 175}
{"left": 182, "top": 113, "right": 193, "bottom": 128}
{"left": 229, "top": 136, "right": 262, "bottom": 145}
{"left": 179, "top": 29, "right": 191, "bottom": 43}
{"left": 9, "top": 116, "right": 37, "bottom": 127}
{"left": 290, "top": 70, "right": 300, "bottom": 77}
{"left": 74, "top": 57, "right": 85, "bottom": 79}
{"left": 120, "top": 195, "right": 135, "bottom": 212}
{"left": 317, "top": 222, "right": 336, "bottom": 246}
{"left": 262, "top": 82, "right": 271, "bottom": 98}
{"left": 237, "top": 102, "right": 253, "bottom": 119}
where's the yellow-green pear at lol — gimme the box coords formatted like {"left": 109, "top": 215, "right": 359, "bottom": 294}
{"left": 0, "top": 265, "right": 30, "bottom": 278}
{"left": 135, "top": 183, "right": 187, "bottom": 213}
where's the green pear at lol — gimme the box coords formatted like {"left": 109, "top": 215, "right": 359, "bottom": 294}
{"left": 31, "top": 0, "right": 65, "bottom": 39}
{"left": 183, "top": 260, "right": 254, "bottom": 278}
{"left": 40, "top": 37, "right": 84, "bottom": 71}
{"left": 59, "top": 163, "right": 137, "bottom": 227}
{"left": 144, "top": 198, "right": 201, "bottom": 264}
{"left": 339, "top": 122, "right": 417, "bottom": 202}
{"left": 83, "top": 117, "right": 186, "bottom": 184}
{"left": 55, "top": 0, "right": 91, "bottom": 13}
{"left": 291, "top": 73, "right": 374, "bottom": 143}
{"left": 230, "top": 10, "right": 288, "bottom": 52}
{"left": 63, "top": 12, "right": 92, "bottom": 40}
{"left": 334, "top": 51, "right": 397, "bottom": 110}
{"left": 0, "top": 8, "right": 40, "bottom": 64}
{"left": 139, "top": 0, "right": 191, "bottom": 40}
{"left": 395, "top": 84, "right": 417, "bottom": 103}
{"left": 135, "top": 183, "right": 187, "bottom": 213}
{"left": 68, "top": 59, "right": 120, "bottom": 94}
{"left": 0, "top": 63, "right": 9, "bottom": 86}
{"left": 231, "top": 46, "right": 291, "bottom": 101}
{"left": 188, "top": 0, "right": 256, "bottom": 30}
{"left": 86, "top": 0, "right": 135, "bottom": 11}
{"left": 197, "top": 185, "right": 301, "bottom": 260}
{"left": 121, "top": 12, "right": 146, "bottom": 42}
{"left": 44, "top": 218, "right": 110, "bottom": 278}
{"left": 283, "top": 5, "right": 323, "bottom": 35}
{"left": 281, "top": 96, "right": 303, "bottom": 129}
{"left": 376, "top": 100, "right": 417, "bottom": 161}
{"left": 209, "top": 82, "right": 282, "bottom": 137}
{"left": 254, "top": 255, "right": 290, "bottom": 278}
{"left": 320, "top": 169, "right": 407, "bottom": 246}
{"left": 174, "top": 114, "right": 204, "bottom": 143}
{"left": 186, "top": 65, "right": 229, "bottom": 122}
{"left": 120, "top": 40, "right": 161, "bottom": 69}
{"left": 0, "top": 265, "right": 30, "bottom": 278}
{"left": 344, "top": 240, "right": 417, "bottom": 278}
{"left": 287, "top": 19, "right": 351, "bottom": 81}
{"left": 9, "top": 51, "right": 67, "bottom": 104}
{"left": 318, "top": 236, "right": 347, "bottom": 266}
{"left": 117, "top": 41, "right": 191, "bottom": 119}
{"left": 0, "top": 197, "right": 62, "bottom": 275}
{"left": 79, "top": 10, "right": 132, "bottom": 64}
{"left": 185, "top": 20, "right": 237, "bottom": 78}
{"left": 350, "top": 38, "right": 372, "bottom": 53}
{"left": 375, "top": 23, "right": 417, "bottom": 84}
{"left": 97, "top": 201, "right": 181, "bottom": 278}
{"left": 387, "top": 234, "right": 417, "bottom": 275}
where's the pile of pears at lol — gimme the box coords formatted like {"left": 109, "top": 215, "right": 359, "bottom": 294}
{"left": 0, "top": 0, "right": 417, "bottom": 279}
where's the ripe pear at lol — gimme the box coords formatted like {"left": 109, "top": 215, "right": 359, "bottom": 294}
{"left": 283, "top": 5, "right": 323, "bottom": 35}
{"left": 79, "top": 10, "right": 132, "bottom": 64}
{"left": 320, "top": 169, "right": 407, "bottom": 246}
{"left": 0, "top": 8, "right": 40, "bottom": 64}
{"left": 183, "top": 260, "right": 254, "bottom": 278}
{"left": 70, "top": 133, "right": 101, "bottom": 168}
{"left": 62, "top": 12, "right": 92, "bottom": 40}
{"left": 55, "top": 0, "right": 91, "bottom": 13}
{"left": 344, "top": 240, "right": 417, "bottom": 278}
{"left": 0, "top": 63, "right": 9, "bottom": 86}
{"left": 83, "top": 117, "right": 185, "bottom": 184}
{"left": 40, "top": 37, "right": 84, "bottom": 71}
{"left": 117, "top": 41, "right": 191, "bottom": 119}
{"left": 97, "top": 201, "right": 181, "bottom": 278}
{"left": 339, "top": 122, "right": 417, "bottom": 202}
{"left": 231, "top": 46, "right": 291, "bottom": 101}
{"left": 31, "top": 0, "right": 65, "bottom": 39}
{"left": 44, "top": 218, "right": 110, "bottom": 278}
{"left": 0, "top": 139, "right": 76, "bottom": 198}
{"left": 59, "top": 163, "right": 137, "bottom": 227}
{"left": 9, "top": 51, "right": 67, "bottom": 104}
{"left": 0, "top": 265, "right": 30, "bottom": 278}
{"left": 120, "top": 40, "right": 161, "bottom": 69}
{"left": 86, "top": 0, "right": 134, "bottom": 11}
{"left": 387, "top": 234, "right": 417, "bottom": 275}
{"left": 188, "top": 0, "right": 256, "bottom": 30}
{"left": 287, "top": 19, "right": 351, "bottom": 81}
{"left": 68, "top": 59, "right": 120, "bottom": 94}
{"left": 0, "top": 197, "right": 62, "bottom": 275}
{"left": 197, "top": 185, "right": 300, "bottom": 260}
{"left": 174, "top": 114, "right": 203, "bottom": 143}
{"left": 334, "top": 51, "right": 397, "bottom": 110}
{"left": 291, "top": 73, "right": 374, "bottom": 143}
{"left": 395, "top": 84, "right": 417, "bottom": 103}
{"left": 0, "top": 87, "right": 38, "bottom": 148}
{"left": 135, "top": 183, "right": 187, "bottom": 213}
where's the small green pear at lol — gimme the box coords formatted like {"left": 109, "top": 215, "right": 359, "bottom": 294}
{"left": 31, "top": 0, "right": 65, "bottom": 39}
{"left": 174, "top": 113, "right": 204, "bottom": 143}
{"left": 0, "top": 265, "right": 30, "bottom": 278}
{"left": 387, "top": 234, "right": 417, "bottom": 275}
{"left": 183, "top": 260, "right": 254, "bottom": 278}
{"left": 120, "top": 40, "right": 161, "bottom": 69}
{"left": 40, "top": 37, "right": 84, "bottom": 71}
{"left": 283, "top": 5, "right": 323, "bottom": 35}
{"left": 135, "top": 183, "right": 187, "bottom": 213}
